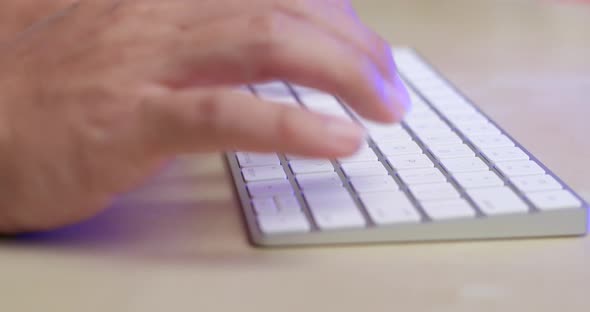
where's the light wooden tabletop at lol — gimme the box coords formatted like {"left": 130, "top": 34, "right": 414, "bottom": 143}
{"left": 1, "top": 0, "right": 589, "bottom": 311}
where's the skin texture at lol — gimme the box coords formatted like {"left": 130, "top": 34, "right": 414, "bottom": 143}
{"left": 0, "top": 0, "right": 77, "bottom": 41}
{"left": 0, "top": 0, "right": 410, "bottom": 233}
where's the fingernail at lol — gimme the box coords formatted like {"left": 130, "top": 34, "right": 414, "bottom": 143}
{"left": 323, "top": 117, "right": 365, "bottom": 146}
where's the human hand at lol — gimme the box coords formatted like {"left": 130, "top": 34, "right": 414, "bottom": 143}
{"left": 0, "top": 0, "right": 410, "bottom": 232}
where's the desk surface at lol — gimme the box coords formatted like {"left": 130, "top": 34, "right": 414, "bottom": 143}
{"left": 1, "top": 0, "right": 589, "bottom": 311}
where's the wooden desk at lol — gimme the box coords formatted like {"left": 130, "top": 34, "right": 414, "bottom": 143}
{"left": 1, "top": 0, "right": 589, "bottom": 311}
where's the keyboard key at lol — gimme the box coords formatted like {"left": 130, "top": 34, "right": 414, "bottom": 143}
{"left": 527, "top": 190, "right": 583, "bottom": 211}
{"left": 453, "top": 171, "right": 504, "bottom": 189}
{"left": 296, "top": 172, "right": 343, "bottom": 190}
{"left": 252, "top": 198, "right": 278, "bottom": 216}
{"left": 289, "top": 159, "right": 334, "bottom": 174}
{"left": 469, "top": 135, "right": 515, "bottom": 149}
{"left": 405, "top": 119, "right": 451, "bottom": 134}
{"left": 274, "top": 194, "right": 303, "bottom": 213}
{"left": 482, "top": 146, "right": 529, "bottom": 163}
{"left": 404, "top": 109, "right": 439, "bottom": 123}
{"left": 312, "top": 209, "right": 366, "bottom": 230}
{"left": 371, "top": 130, "right": 412, "bottom": 144}
{"left": 252, "top": 195, "right": 302, "bottom": 216}
{"left": 363, "top": 120, "right": 404, "bottom": 131}
{"left": 359, "top": 192, "right": 422, "bottom": 225}
{"left": 410, "top": 79, "right": 446, "bottom": 90}
{"left": 350, "top": 175, "right": 399, "bottom": 193}
{"left": 377, "top": 141, "right": 422, "bottom": 156}
{"left": 242, "top": 165, "right": 286, "bottom": 182}
{"left": 426, "top": 97, "right": 468, "bottom": 109}
{"left": 432, "top": 100, "right": 476, "bottom": 113}
{"left": 247, "top": 179, "right": 294, "bottom": 197}
{"left": 310, "top": 107, "right": 350, "bottom": 120}
{"left": 409, "top": 182, "right": 461, "bottom": 201}
{"left": 387, "top": 154, "right": 434, "bottom": 170}
{"left": 496, "top": 160, "right": 545, "bottom": 177}
{"left": 510, "top": 175, "right": 562, "bottom": 193}
{"left": 304, "top": 189, "right": 356, "bottom": 209}
{"left": 457, "top": 122, "right": 501, "bottom": 137}
{"left": 429, "top": 144, "right": 475, "bottom": 159}
{"left": 305, "top": 191, "right": 367, "bottom": 230}
{"left": 440, "top": 157, "right": 489, "bottom": 173}
{"left": 366, "top": 123, "right": 411, "bottom": 143}
{"left": 341, "top": 162, "right": 388, "bottom": 177}
{"left": 339, "top": 145, "right": 378, "bottom": 163}
{"left": 407, "top": 102, "right": 432, "bottom": 114}
{"left": 423, "top": 89, "right": 460, "bottom": 101}
{"left": 468, "top": 187, "right": 529, "bottom": 215}
{"left": 420, "top": 132, "right": 463, "bottom": 147}
{"left": 404, "top": 108, "right": 437, "bottom": 120}
{"left": 292, "top": 85, "right": 322, "bottom": 95}
{"left": 421, "top": 199, "right": 476, "bottom": 220}
{"left": 405, "top": 70, "right": 438, "bottom": 82}
{"left": 445, "top": 111, "right": 488, "bottom": 126}
{"left": 299, "top": 93, "right": 342, "bottom": 111}
{"left": 397, "top": 168, "right": 446, "bottom": 185}
{"left": 236, "top": 152, "right": 280, "bottom": 167}
{"left": 285, "top": 154, "right": 327, "bottom": 161}
{"left": 299, "top": 94, "right": 353, "bottom": 120}
{"left": 253, "top": 82, "right": 298, "bottom": 105}
{"left": 252, "top": 81, "right": 290, "bottom": 95}
{"left": 257, "top": 214, "right": 311, "bottom": 235}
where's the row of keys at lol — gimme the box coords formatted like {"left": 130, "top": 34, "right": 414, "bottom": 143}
{"left": 255, "top": 187, "right": 583, "bottom": 235}
{"left": 237, "top": 145, "right": 536, "bottom": 175}
{"left": 243, "top": 159, "right": 582, "bottom": 235}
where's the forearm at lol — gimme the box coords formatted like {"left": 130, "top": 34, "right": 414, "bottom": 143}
{"left": 0, "top": 0, "right": 76, "bottom": 42}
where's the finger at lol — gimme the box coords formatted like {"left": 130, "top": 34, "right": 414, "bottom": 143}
{"left": 137, "top": 88, "right": 366, "bottom": 158}
{"left": 162, "top": 12, "right": 409, "bottom": 122}
{"left": 275, "top": 0, "right": 399, "bottom": 83}
{"left": 273, "top": 0, "right": 411, "bottom": 119}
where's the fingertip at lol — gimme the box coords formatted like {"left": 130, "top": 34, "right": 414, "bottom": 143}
{"left": 383, "top": 77, "right": 411, "bottom": 122}
{"left": 286, "top": 111, "right": 367, "bottom": 159}
{"left": 351, "top": 69, "right": 412, "bottom": 124}
{"left": 321, "top": 117, "right": 366, "bottom": 156}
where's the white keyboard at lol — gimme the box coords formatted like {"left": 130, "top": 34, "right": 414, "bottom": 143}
{"left": 226, "top": 48, "right": 588, "bottom": 247}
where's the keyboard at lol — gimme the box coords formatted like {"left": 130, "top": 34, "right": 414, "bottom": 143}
{"left": 225, "top": 48, "right": 589, "bottom": 247}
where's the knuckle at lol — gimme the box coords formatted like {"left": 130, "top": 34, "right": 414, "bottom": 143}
{"left": 75, "top": 89, "right": 131, "bottom": 148}
{"left": 248, "top": 10, "right": 287, "bottom": 55}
